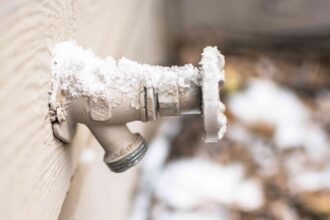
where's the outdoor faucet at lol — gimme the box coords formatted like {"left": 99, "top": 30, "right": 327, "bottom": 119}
{"left": 49, "top": 41, "right": 226, "bottom": 173}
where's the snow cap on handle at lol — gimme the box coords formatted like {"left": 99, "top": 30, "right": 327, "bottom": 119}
{"left": 200, "top": 46, "right": 227, "bottom": 142}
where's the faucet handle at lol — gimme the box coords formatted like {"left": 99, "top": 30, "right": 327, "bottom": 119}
{"left": 200, "top": 46, "right": 227, "bottom": 142}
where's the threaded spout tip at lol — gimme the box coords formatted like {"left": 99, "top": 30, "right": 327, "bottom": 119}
{"left": 106, "top": 141, "right": 148, "bottom": 173}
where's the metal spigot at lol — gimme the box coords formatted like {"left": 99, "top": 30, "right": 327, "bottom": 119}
{"left": 49, "top": 42, "right": 226, "bottom": 173}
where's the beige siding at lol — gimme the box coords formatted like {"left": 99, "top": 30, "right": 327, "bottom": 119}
{"left": 0, "top": 0, "right": 165, "bottom": 219}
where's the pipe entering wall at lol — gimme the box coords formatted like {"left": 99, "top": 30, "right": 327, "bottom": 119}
{"left": 49, "top": 41, "right": 226, "bottom": 172}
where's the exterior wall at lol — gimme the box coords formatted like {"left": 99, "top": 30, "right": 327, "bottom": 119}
{"left": 0, "top": 0, "right": 166, "bottom": 220}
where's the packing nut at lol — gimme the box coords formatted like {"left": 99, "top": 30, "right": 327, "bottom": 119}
{"left": 140, "top": 86, "right": 159, "bottom": 122}
{"left": 146, "top": 87, "right": 157, "bottom": 121}
{"left": 158, "top": 84, "right": 180, "bottom": 117}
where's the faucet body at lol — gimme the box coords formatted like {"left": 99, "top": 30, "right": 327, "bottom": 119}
{"left": 49, "top": 41, "right": 226, "bottom": 172}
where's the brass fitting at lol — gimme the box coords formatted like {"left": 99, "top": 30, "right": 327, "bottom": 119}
{"left": 49, "top": 42, "right": 226, "bottom": 173}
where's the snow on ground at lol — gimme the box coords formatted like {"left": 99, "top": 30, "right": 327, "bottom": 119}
{"left": 290, "top": 165, "right": 330, "bottom": 192}
{"left": 129, "top": 119, "right": 182, "bottom": 220}
{"left": 130, "top": 77, "right": 330, "bottom": 219}
{"left": 154, "top": 159, "right": 264, "bottom": 211}
{"left": 228, "top": 79, "right": 330, "bottom": 193}
{"left": 228, "top": 79, "right": 329, "bottom": 160}
{"left": 227, "top": 123, "right": 279, "bottom": 176}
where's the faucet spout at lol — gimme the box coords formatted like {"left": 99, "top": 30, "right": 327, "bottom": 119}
{"left": 89, "top": 124, "right": 146, "bottom": 173}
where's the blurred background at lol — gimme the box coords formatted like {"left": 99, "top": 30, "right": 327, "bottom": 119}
{"left": 1, "top": 0, "right": 330, "bottom": 220}
{"left": 129, "top": 1, "right": 330, "bottom": 219}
